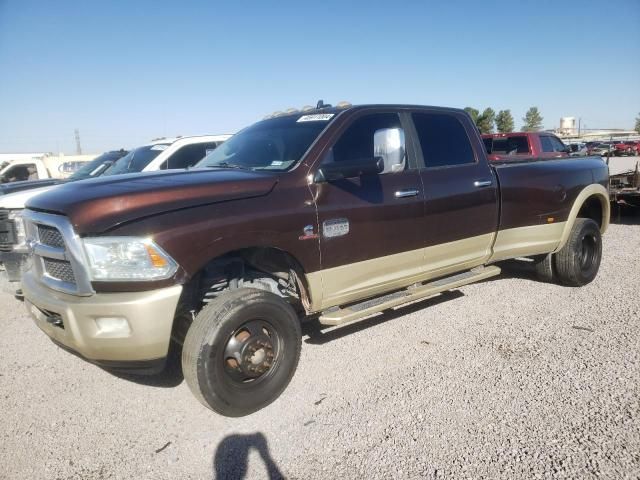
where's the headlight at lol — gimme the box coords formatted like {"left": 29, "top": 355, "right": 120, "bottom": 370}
{"left": 8, "top": 210, "right": 27, "bottom": 251}
{"left": 82, "top": 237, "right": 178, "bottom": 281}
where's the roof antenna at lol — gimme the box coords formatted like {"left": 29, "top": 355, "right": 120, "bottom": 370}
{"left": 317, "top": 99, "right": 331, "bottom": 109}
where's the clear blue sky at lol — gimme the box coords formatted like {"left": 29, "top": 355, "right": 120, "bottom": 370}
{"left": 1, "top": 0, "right": 638, "bottom": 154}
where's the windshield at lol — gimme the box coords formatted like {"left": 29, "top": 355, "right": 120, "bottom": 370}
{"left": 68, "top": 151, "right": 127, "bottom": 181}
{"left": 196, "top": 115, "right": 331, "bottom": 171}
{"left": 103, "top": 144, "right": 169, "bottom": 176}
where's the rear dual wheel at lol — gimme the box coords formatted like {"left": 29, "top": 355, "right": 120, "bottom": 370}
{"left": 182, "top": 288, "right": 301, "bottom": 417}
{"left": 534, "top": 218, "right": 602, "bottom": 287}
{"left": 554, "top": 218, "right": 602, "bottom": 286}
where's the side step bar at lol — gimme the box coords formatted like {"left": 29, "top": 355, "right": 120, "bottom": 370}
{"left": 318, "top": 265, "right": 501, "bottom": 326}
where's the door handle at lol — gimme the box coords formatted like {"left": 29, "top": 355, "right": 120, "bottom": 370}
{"left": 473, "top": 180, "right": 493, "bottom": 188}
{"left": 394, "top": 188, "right": 419, "bottom": 198}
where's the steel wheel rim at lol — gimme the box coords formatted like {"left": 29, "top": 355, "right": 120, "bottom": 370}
{"left": 221, "top": 319, "right": 282, "bottom": 386}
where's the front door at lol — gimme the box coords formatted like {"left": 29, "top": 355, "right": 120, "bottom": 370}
{"left": 311, "top": 111, "right": 425, "bottom": 309}
{"left": 411, "top": 110, "right": 499, "bottom": 277}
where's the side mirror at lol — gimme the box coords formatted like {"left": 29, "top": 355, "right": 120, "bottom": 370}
{"left": 314, "top": 156, "right": 384, "bottom": 183}
{"left": 562, "top": 146, "right": 572, "bottom": 154}
{"left": 374, "top": 128, "right": 406, "bottom": 173}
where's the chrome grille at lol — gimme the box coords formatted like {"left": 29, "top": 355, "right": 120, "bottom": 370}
{"left": 38, "top": 225, "right": 65, "bottom": 248}
{"left": 43, "top": 258, "right": 76, "bottom": 284}
{"left": 22, "top": 210, "right": 94, "bottom": 296}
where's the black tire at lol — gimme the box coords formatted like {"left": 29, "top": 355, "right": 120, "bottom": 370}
{"left": 553, "top": 218, "right": 602, "bottom": 287}
{"left": 182, "top": 288, "right": 302, "bottom": 417}
{"left": 533, "top": 253, "right": 555, "bottom": 282}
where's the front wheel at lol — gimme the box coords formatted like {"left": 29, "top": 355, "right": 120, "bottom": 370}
{"left": 554, "top": 218, "right": 602, "bottom": 287}
{"left": 182, "top": 288, "right": 302, "bottom": 417}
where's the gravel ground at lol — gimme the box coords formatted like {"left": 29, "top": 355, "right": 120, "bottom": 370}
{"left": 1, "top": 219, "right": 639, "bottom": 480}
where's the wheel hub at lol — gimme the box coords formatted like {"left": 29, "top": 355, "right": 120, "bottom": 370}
{"left": 223, "top": 320, "right": 279, "bottom": 383}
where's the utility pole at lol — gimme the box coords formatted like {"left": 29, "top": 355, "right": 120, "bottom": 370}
{"left": 74, "top": 128, "right": 82, "bottom": 155}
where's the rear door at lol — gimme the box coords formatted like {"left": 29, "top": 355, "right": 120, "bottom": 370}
{"left": 313, "top": 110, "right": 426, "bottom": 308}
{"left": 410, "top": 110, "right": 499, "bottom": 276}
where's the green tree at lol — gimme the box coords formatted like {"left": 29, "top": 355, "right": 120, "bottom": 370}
{"left": 464, "top": 107, "right": 479, "bottom": 124}
{"left": 495, "top": 109, "right": 515, "bottom": 133}
{"left": 522, "top": 107, "right": 544, "bottom": 132}
{"left": 476, "top": 108, "right": 496, "bottom": 134}
{"left": 635, "top": 113, "right": 640, "bottom": 134}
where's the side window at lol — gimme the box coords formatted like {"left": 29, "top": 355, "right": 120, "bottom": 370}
{"left": 2, "top": 164, "right": 36, "bottom": 181}
{"left": 203, "top": 142, "right": 219, "bottom": 157}
{"left": 328, "top": 113, "right": 405, "bottom": 173}
{"left": 550, "top": 137, "right": 566, "bottom": 152}
{"left": 163, "top": 144, "right": 208, "bottom": 169}
{"left": 540, "top": 136, "right": 554, "bottom": 153}
{"left": 412, "top": 113, "right": 475, "bottom": 167}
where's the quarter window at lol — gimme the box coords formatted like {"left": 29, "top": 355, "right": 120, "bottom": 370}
{"left": 412, "top": 113, "right": 475, "bottom": 167}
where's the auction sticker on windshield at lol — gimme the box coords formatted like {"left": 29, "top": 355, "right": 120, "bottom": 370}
{"left": 297, "top": 114, "right": 334, "bottom": 122}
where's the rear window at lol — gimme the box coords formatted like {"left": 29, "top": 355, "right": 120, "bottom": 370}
{"left": 412, "top": 113, "right": 475, "bottom": 167}
{"left": 489, "top": 136, "right": 530, "bottom": 155}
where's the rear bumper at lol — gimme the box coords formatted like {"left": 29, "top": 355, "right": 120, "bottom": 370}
{"left": 22, "top": 270, "right": 183, "bottom": 370}
{"left": 0, "top": 250, "right": 26, "bottom": 283}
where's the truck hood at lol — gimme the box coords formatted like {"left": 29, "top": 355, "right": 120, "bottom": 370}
{"left": 0, "top": 185, "right": 58, "bottom": 209}
{"left": 26, "top": 169, "right": 279, "bottom": 234}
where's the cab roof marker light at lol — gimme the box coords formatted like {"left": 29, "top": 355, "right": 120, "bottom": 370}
{"left": 336, "top": 101, "right": 352, "bottom": 109}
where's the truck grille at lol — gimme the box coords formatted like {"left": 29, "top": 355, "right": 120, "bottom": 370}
{"left": 22, "top": 210, "right": 94, "bottom": 296}
{"left": 38, "top": 225, "right": 65, "bottom": 248}
{"left": 0, "top": 209, "right": 16, "bottom": 252}
{"left": 43, "top": 258, "right": 76, "bottom": 284}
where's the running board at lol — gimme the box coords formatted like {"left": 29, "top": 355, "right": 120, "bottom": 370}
{"left": 318, "top": 265, "right": 501, "bottom": 326}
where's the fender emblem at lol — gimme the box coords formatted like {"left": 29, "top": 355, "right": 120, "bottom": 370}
{"left": 299, "top": 225, "right": 318, "bottom": 241}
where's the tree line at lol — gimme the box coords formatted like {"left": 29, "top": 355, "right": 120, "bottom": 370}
{"left": 464, "top": 106, "right": 544, "bottom": 134}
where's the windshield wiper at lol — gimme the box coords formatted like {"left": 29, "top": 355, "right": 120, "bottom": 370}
{"left": 205, "top": 162, "right": 252, "bottom": 171}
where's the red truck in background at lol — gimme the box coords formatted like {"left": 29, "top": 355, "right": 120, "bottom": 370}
{"left": 612, "top": 141, "right": 639, "bottom": 156}
{"left": 482, "top": 132, "right": 570, "bottom": 161}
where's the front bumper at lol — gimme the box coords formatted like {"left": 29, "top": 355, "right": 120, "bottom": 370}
{"left": 22, "top": 270, "right": 183, "bottom": 373}
{"left": 0, "top": 250, "right": 26, "bottom": 283}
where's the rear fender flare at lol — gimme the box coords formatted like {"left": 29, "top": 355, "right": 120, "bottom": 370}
{"left": 553, "top": 184, "right": 609, "bottom": 253}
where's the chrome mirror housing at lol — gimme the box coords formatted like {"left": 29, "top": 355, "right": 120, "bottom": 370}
{"left": 374, "top": 128, "right": 406, "bottom": 173}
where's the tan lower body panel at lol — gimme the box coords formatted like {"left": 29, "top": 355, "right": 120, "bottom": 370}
{"left": 489, "top": 222, "right": 566, "bottom": 263}
{"left": 22, "top": 270, "right": 183, "bottom": 362}
{"left": 307, "top": 233, "right": 495, "bottom": 311}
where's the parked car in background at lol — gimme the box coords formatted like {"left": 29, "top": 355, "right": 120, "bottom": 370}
{"left": 0, "top": 135, "right": 230, "bottom": 284}
{"left": 567, "top": 143, "right": 588, "bottom": 157}
{"left": 613, "top": 141, "right": 634, "bottom": 156}
{"left": 482, "top": 132, "right": 570, "bottom": 161}
{"left": 19, "top": 103, "right": 609, "bottom": 417}
{"left": 0, "top": 154, "right": 97, "bottom": 183}
{"left": 588, "top": 143, "right": 613, "bottom": 157}
{"left": 0, "top": 149, "right": 128, "bottom": 197}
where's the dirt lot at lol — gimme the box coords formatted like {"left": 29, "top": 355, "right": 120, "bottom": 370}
{"left": 1, "top": 219, "right": 639, "bottom": 479}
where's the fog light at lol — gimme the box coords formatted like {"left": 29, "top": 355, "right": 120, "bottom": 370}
{"left": 95, "top": 317, "right": 131, "bottom": 336}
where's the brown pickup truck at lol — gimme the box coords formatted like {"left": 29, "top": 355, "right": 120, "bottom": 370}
{"left": 21, "top": 103, "right": 610, "bottom": 417}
